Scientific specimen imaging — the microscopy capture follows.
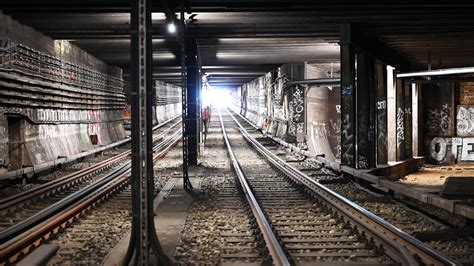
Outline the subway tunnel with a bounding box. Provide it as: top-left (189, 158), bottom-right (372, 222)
top-left (0, 1), bottom-right (473, 265)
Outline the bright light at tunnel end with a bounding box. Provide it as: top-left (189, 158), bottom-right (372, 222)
top-left (202, 88), bottom-right (232, 108)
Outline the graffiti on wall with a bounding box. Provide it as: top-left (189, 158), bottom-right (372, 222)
top-left (404, 107), bottom-right (412, 156)
top-left (377, 100), bottom-right (387, 110)
top-left (457, 105), bottom-right (474, 136)
top-left (358, 105), bottom-right (369, 168)
top-left (342, 113), bottom-right (354, 163)
top-left (426, 104), bottom-right (451, 136)
top-left (0, 107), bottom-right (122, 124)
top-left (310, 122), bottom-right (327, 138)
top-left (376, 100), bottom-right (387, 163)
top-left (329, 118), bottom-right (341, 158)
top-left (288, 85), bottom-right (305, 141)
top-left (0, 119), bottom-right (7, 165)
top-left (430, 137), bottom-right (474, 162)
top-left (340, 85), bottom-right (354, 165)
top-left (396, 107), bottom-right (405, 146)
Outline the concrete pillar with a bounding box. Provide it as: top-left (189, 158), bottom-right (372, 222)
top-left (387, 66), bottom-right (397, 162)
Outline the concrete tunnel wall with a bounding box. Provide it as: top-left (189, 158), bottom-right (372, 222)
top-left (231, 61), bottom-right (474, 166)
top-left (423, 79), bottom-right (474, 164)
top-left (231, 63), bottom-right (342, 162)
top-left (0, 13), bottom-right (126, 173)
top-left (154, 80), bottom-right (182, 125)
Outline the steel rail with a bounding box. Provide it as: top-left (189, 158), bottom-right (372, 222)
top-left (0, 128), bottom-right (181, 243)
top-left (0, 115), bottom-right (181, 181)
top-left (0, 130), bottom-right (182, 264)
top-left (217, 109), bottom-right (290, 266)
top-left (225, 108), bottom-right (456, 266)
top-left (0, 118), bottom-right (181, 213)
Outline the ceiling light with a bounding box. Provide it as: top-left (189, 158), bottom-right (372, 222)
top-left (397, 67), bottom-right (474, 78)
top-left (167, 23), bottom-right (176, 34)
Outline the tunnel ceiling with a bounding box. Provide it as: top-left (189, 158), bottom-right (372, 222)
top-left (2, 0), bottom-right (474, 88)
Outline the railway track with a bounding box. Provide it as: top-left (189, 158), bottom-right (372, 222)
top-left (324, 182), bottom-right (474, 265)
top-left (0, 124), bottom-right (182, 264)
top-left (0, 118), bottom-right (180, 226)
top-left (0, 115), bottom-right (181, 196)
top-left (218, 108), bottom-right (456, 265)
top-left (230, 109), bottom-right (474, 265)
top-left (216, 176), bottom-right (268, 263)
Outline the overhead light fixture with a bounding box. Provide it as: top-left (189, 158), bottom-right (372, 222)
top-left (167, 23), bottom-right (176, 34)
top-left (397, 67), bottom-right (474, 78)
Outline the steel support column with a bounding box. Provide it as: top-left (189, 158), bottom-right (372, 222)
top-left (404, 83), bottom-right (413, 158)
top-left (124, 0), bottom-right (169, 264)
top-left (185, 36), bottom-right (200, 166)
top-left (375, 62), bottom-right (388, 165)
top-left (396, 79), bottom-right (406, 161)
top-left (356, 51), bottom-right (376, 169)
top-left (180, 2), bottom-right (197, 190)
top-left (340, 24), bottom-right (356, 167)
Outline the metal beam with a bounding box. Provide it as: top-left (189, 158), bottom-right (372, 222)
top-left (375, 62), bottom-right (388, 165)
top-left (396, 79), bottom-right (406, 161)
top-left (180, 0), bottom-right (194, 190)
top-left (125, 0), bottom-right (169, 264)
top-left (184, 35), bottom-right (200, 166)
top-left (355, 51), bottom-right (376, 169)
top-left (340, 24), bottom-right (356, 167)
top-left (349, 26), bottom-right (412, 72)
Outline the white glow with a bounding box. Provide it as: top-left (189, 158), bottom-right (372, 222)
top-left (152, 52), bottom-right (176, 60)
top-left (151, 13), bottom-right (166, 20)
top-left (397, 67), bottom-right (474, 78)
top-left (167, 23), bottom-right (176, 34)
top-left (202, 88), bottom-right (232, 108)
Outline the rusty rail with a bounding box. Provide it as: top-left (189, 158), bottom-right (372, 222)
top-left (226, 108), bottom-right (456, 266)
top-left (0, 129), bottom-right (181, 264)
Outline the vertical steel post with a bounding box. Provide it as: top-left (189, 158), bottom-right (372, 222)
top-left (396, 79), bottom-right (406, 161)
top-left (375, 62), bottom-right (388, 165)
top-left (356, 51), bottom-right (376, 169)
top-left (185, 36), bottom-right (200, 166)
top-left (124, 0), bottom-right (170, 264)
top-left (404, 82), bottom-right (413, 158)
top-left (340, 24), bottom-right (356, 167)
top-left (180, 1), bottom-right (193, 190)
